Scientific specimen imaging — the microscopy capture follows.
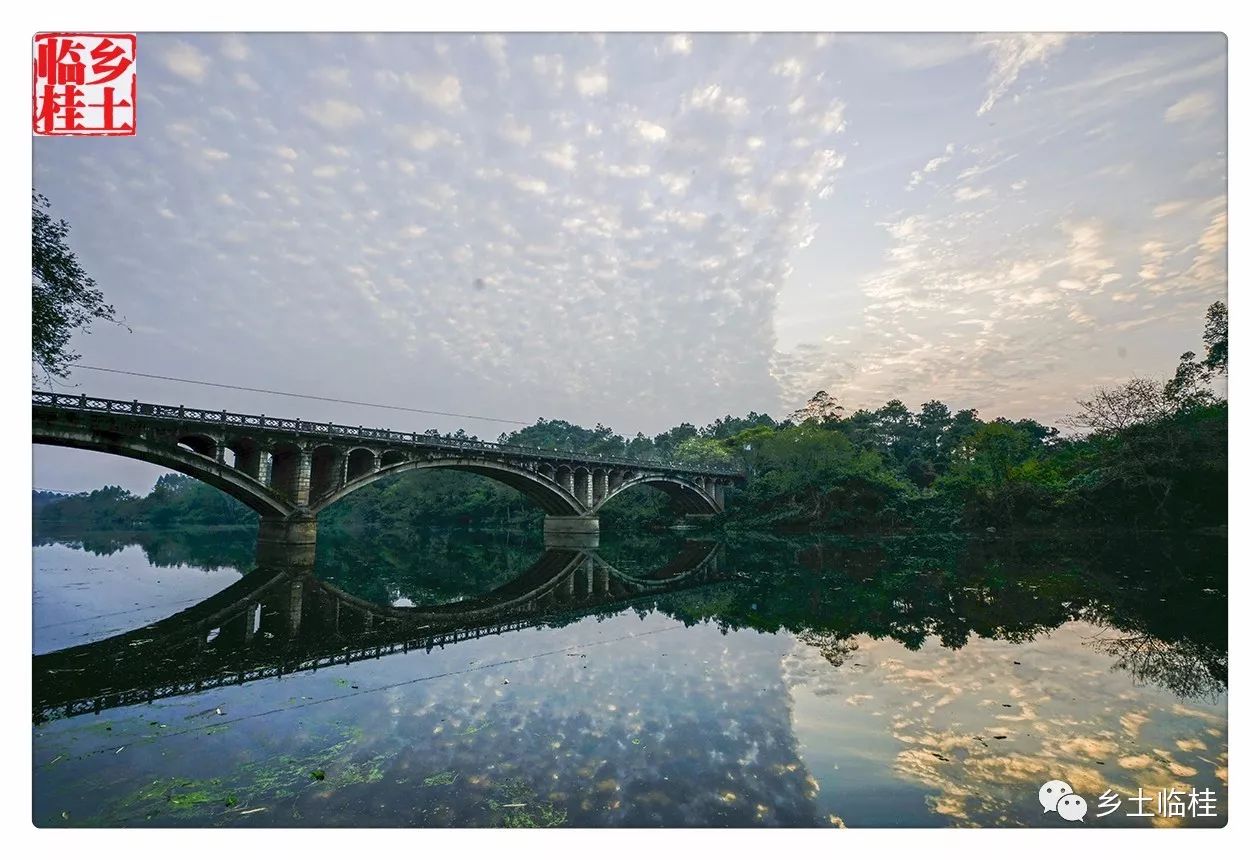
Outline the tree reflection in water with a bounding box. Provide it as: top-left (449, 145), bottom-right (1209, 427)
top-left (1089, 631), bottom-right (1226, 701)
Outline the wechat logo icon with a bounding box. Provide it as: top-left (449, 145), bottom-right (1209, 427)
top-left (1040, 779), bottom-right (1088, 821)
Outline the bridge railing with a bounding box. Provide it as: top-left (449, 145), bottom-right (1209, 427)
top-left (32, 391), bottom-right (744, 477)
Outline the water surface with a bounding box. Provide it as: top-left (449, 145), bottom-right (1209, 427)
top-left (32, 525), bottom-right (1227, 827)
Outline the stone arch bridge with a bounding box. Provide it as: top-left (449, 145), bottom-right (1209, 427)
top-left (33, 391), bottom-right (742, 549)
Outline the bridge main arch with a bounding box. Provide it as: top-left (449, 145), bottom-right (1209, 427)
top-left (309, 457), bottom-right (586, 517)
top-left (34, 425), bottom-right (295, 518)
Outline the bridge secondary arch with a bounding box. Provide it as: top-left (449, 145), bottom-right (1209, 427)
top-left (591, 474), bottom-right (721, 515)
top-left (175, 432), bottom-right (217, 458)
top-left (309, 445), bottom-right (343, 500)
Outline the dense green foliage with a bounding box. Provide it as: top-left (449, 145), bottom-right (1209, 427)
top-left (35, 474), bottom-right (256, 529)
top-left (718, 302), bottom-right (1226, 531)
top-left (35, 304), bottom-right (1226, 534)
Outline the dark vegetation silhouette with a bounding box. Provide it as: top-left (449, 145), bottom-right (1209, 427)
top-left (32, 191), bottom-right (124, 382)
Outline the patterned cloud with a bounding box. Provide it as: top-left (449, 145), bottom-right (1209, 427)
top-left (33, 33), bottom-right (1226, 492)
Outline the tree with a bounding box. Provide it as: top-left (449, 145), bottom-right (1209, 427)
top-left (672, 436), bottom-right (735, 468)
top-left (1164, 351), bottom-right (1216, 409)
top-left (1070, 302), bottom-right (1227, 433)
top-left (1162, 302), bottom-right (1228, 410)
top-left (940, 408), bottom-right (981, 460)
top-left (32, 191), bottom-right (122, 381)
top-left (1066, 378), bottom-right (1175, 434)
top-left (789, 390), bottom-right (844, 425)
top-left (915, 399), bottom-right (953, 466)
top-left (871, 400), bottom-right (915, 460)
top-left (701, 412), bottom-right (777, 440)
top-left (653, 423), bottom-right (698, 453)
top-left (953, 422), bottom-right (1040, 490)
top-left (1203, 300), bottom-right (1227, 374)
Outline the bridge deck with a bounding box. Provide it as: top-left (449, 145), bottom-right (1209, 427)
top-left (33, 391), bottom-right (742, 478)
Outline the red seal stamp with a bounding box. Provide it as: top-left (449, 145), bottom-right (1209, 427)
top-left (33, 33), bottom-right (136, 136)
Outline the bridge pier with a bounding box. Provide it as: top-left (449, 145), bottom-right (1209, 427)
top-left (294, 447), bottom-right (312, 507)
top-left (256, 515), bottom-right (318, 567)
top-left (543, 515), bottom-right (600, 549)
top-left (574, 471), bottom-right (593, 507)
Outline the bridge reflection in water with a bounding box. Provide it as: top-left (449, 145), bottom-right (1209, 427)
top-left (32, 541), bottom-right (726, 724)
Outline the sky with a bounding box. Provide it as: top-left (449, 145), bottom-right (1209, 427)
top-left (33, 32), bottom-right (1227, 494)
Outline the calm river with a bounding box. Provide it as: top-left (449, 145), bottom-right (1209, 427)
top-left (32, 525), bottom-right (1226, 827)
